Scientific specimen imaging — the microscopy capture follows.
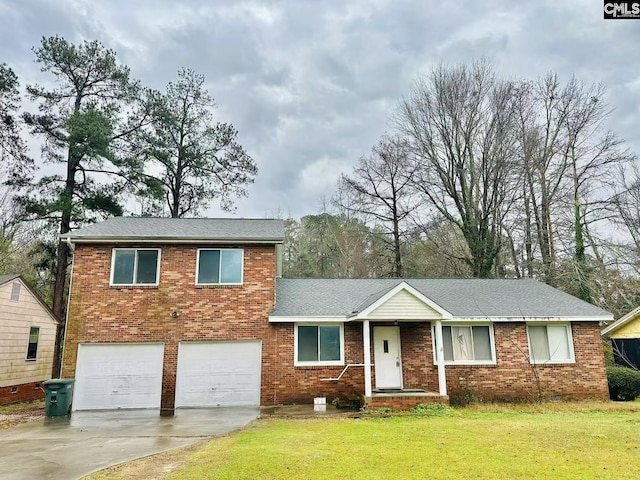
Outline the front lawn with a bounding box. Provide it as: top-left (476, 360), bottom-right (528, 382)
top-left (88, 402), bottom-right (640, 480)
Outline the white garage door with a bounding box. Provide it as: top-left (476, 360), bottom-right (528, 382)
top-left (175, 341), bottom-right (261, 408)
top-left (73, 343), bottom-right (164, 411)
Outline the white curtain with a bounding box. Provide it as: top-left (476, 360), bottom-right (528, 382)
top-left (452, 327), bottom-right (473, 361)
top-left (547, 325), bottom-right (571, 361)
top-left (529, 326), bottom-right (550, 362)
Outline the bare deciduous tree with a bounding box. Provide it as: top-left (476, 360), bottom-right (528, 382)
top-left (562, 81), bottom-right (634, 302)
top-left (513, 75), bottom-right (578, 286)
top-left (397, 60), bottom-right (520, 277)
top-left (336, 135), bottom-right (419, 277)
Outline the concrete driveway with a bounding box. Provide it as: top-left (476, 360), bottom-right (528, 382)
top-left (1, 407), bottom-right (259, 480)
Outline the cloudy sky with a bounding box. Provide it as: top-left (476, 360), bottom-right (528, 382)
top-left (1, 0), bottom-right (638, 219)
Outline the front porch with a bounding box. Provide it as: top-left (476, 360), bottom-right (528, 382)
top-left (353, 283), bottom-right (451, 406)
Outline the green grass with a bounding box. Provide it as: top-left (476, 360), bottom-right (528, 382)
top-left (94, 402), bottom-right (640, 480)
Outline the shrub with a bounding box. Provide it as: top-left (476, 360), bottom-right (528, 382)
top-left (607, 366), bottom-right (640, 401)
top-left (367, 406), bottom-right (393, 414)
top-left (411, 403), bottom-right (455, 416)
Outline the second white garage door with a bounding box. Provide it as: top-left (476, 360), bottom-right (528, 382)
top-left (175, 341), bottom-right (262, 408)
top-left (73, 343), bottom-right (164, 411)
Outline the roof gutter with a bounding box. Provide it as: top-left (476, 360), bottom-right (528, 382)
top-left (59, 236), bottom-right (284, 244)
top-left (269, 314), bottom-right (613, 323)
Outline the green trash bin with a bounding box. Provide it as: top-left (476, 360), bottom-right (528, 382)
top-left (44, 379), bottom-right (75, 416)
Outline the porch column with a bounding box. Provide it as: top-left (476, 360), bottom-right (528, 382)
top-left (434, 319), bottom-right (447, 396)
top-left (363, 320), bottom-right (372, 397)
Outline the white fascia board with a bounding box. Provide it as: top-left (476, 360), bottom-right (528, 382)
top-left (356, 281), bottom-right (453, 320)
top-left (60, 236), bottom-right (284, 245)
top-left (602, 306), bottom-right (640, 336)
top-left (269, 315), bottom-right (348, 323)
top-left (483, 316), bottom-right (613, 323)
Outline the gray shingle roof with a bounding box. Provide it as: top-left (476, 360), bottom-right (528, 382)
top-left (61, 217), bottom-right (285, 243)
top-left (272, 278), bottom-right (612, 319)
top-left (0, 274), bottom-right (20, 286)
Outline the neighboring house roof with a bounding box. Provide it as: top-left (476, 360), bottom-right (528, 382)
top-left (271, 278), bottom-right (613, 320)
top-left (602, 306), bottom-right (640, 336)
top-left (0, 274), bottom-right (20, 285)
top-left (60, 217), bottom-right (285, 243)
top-left (0, 274), bottom-right (59, 324)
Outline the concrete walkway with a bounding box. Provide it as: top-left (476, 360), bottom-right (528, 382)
top-left (1, 407), bottom-right (259, 480)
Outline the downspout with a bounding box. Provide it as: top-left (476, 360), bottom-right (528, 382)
top-left (59, 237), bottom-right (75, 378)
top-left (434, 319), bottom-right (447, 396)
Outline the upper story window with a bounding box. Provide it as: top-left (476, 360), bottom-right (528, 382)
top-left (527, 323), bottom-right (575, 364)
top-left (433, 324), bottom-right (496, 365)
top-left (26, 327), bottom-right (39, 360)
top-left (196, 249), bottom-right (244, 285)
top-left (110, 248), bottom-right (160, 286)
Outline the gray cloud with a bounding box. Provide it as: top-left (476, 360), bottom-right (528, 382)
top-left (1, 0), bottom-right (638, 218)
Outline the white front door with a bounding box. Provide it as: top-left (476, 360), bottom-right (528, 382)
top-left (373, 326), bottom-right (402, 389)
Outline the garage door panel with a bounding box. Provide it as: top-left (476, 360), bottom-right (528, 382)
top-left (175, 341), bottom-right (261, 408)
top-left (74, 343), bottom-right (164, 411)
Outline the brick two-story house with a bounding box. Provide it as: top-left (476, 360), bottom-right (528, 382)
top-left (61, 217), bottom-right (611, 412)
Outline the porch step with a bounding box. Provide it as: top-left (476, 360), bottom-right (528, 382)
top-left (365, 392), bottom-right (449, 410)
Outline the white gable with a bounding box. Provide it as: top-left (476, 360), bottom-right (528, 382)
top-left (363, 285), bottom-right (449, 320)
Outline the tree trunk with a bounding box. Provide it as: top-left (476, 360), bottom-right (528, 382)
top-left (51, 241), bottom-right (69, 378)
top-left (51, 100), bottom-right (80, 377)
top-left (539, 198), bottom-right (556, 287)
top-left (572, 147), bottom-right (592, 303)
top-left (392, 207), bottom-right (403, 278)
top-left (51, 171), bottom-right (75, 378)
top-left (523, 185), bottom-right (534, 278)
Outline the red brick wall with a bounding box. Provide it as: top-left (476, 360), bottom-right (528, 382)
top-left (438, 322), bottom-right (610, 403)
top-left (267, 323), bottom-right (365, 405)
top-left (0, 381), bottom-right (45, 405)
top-left (268, 321), bottom-right (609, 405)
top-left (399, 324), bottom-right (432, 389)
top-left (61, 243), bottom-right (277, 411)
top-left (63, 245), bottom-right (609, 408)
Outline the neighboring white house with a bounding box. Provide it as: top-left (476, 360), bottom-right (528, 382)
top-left (0, 275), bottom-right (59, 405)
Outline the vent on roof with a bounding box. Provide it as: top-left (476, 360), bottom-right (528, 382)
top-left (10, 282), bottom-right (20, 302)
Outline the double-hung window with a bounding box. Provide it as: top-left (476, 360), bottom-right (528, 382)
top-left (26, 327), bottom-right (39, 360)
top-left (527, 324), bottom-right (574, 364)
top-left (434, 324), bottom-right (495, 364)
top-left (111, 249), bottom-right (160, 286)
top-left (196, 249), bottom-right (243, 285)
top-left (295, 324), bottom-right (344, 366)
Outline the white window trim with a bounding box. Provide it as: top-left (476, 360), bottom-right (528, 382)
top-left (526, 322), bottom-right (576, 365)
top-left (195, 248), bottom-right (244, 286)
top-left (110, 248), bottom-right (161, 286)
top-left (432, 322), bottom-right (497, 366)
top-left (294, 323), bottom-right (345, 367)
